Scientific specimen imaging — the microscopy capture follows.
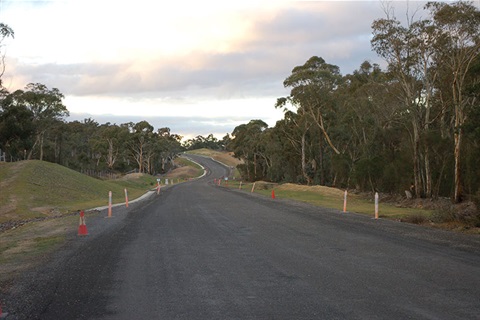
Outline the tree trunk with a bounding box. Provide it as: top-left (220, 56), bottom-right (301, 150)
top-left (453, 123), bottom-right (463, 203)
top-left (319, 137), bottom-right (325, 185)
top-left (254, 154), bottom-right (257, 180)
top-left (39, 132), bottom-right (44, 161)
top-left (452, 75), bottom-right (466, 203)
top-left (412, 120), bottom-right (421, 198)
top-left (424, 148), bottom-right (432, 198)
top-left (301, 133), bottom-right (310, 185)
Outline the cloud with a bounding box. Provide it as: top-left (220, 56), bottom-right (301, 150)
top-left (3, 0), bottom-right (440, 139)
top-left (3, 1), bottom-right (384, 96)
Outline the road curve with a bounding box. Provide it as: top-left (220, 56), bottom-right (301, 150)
top-left (4, 155), bottom-right (480, 319)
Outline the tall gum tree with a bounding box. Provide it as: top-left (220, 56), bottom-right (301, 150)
top-left (426, 1), bottom-right (480, 203)
top-left (371, 6), bottom-right (441, 198)
top-left (10, 83), bottom-right (69, 160)
top-left (282, 56), bottom-right (342, 156)
top-left (0, 23), bottom-right (14, 85)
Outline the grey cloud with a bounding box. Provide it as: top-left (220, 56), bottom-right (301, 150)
top-left (10, 2), bottom-right (418, 100)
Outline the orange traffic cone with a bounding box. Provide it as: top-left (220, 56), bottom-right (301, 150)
top-left (272, 189), bottom-right (276, 199)
top-left (78, 210), bottom-right (88, 236)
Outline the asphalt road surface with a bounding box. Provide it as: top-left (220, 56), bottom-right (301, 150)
top-left (4, 155), bottom-right (480, 319)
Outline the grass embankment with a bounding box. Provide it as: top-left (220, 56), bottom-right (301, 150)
top-left (186, 148), bottom-right (243, 179)
top-left (184, 149), bottom-right (431, 220)
top-left (0, 160), bottom-right (157, 223)
top-left (0, 158), bottom-right (203, 290)
top-left (224, 180), bottom-right (432, 220)
top-left (162, 156), bottom-right (204, 180)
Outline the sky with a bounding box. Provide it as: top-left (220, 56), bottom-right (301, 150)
top-left (0, 0), bottom-right (468, 140)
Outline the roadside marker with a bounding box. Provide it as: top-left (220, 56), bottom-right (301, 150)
top-left (108, 191), bottom-right (112, 218)
top-left (251, 182), bottom-right (256, 193)
top-left (343, 190), bottom-right (347, 212)
top-left (374, 192), bottom-right (379, 219)
top-left (78, 210), bottom-right (88, 236)
top-left (124, 188), bottom-right (129, 208)
top-left (239, 181), bottom-right (242, 189)
top-left (271, 189), bottom-right (275, 199)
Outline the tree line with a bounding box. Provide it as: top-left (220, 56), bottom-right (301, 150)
top-left (0, 84), bottom-right (184, 174)
top-left (228, 1), bottom-right (480, 203)
top-left (0, 78), bottom-right (230, 175)
top-left (1, 1), bottom-right (478, 203)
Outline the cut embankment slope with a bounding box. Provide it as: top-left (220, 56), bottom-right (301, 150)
top-left (0, 160), bottom-right (156, 223)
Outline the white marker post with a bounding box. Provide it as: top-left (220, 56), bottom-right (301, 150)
top-left (343, 190), bottom-right (347, 213)
top-left (374, 192), bottom-right (379, 219)
top-left (108, 191), bottom-right (112, 218)
top-left (239, 181), bottom-right (243, 190)
top-left (251, 182), bottom-right (256, 193)
top-left (124, 188), bottom-right (129, 208)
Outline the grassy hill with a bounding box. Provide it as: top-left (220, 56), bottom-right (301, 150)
top-left (186, 148), bottom-right (243, 167)
top-left (0, 158), bottom-right (204, 288)
top-left (186, 148), bottom-right (243, 179)
top-left (0, 160), bottom-right (158, 223)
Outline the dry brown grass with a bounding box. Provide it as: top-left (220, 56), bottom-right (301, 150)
top-left (0, 214), bottom-right (80, 292)
top-left (164, 165), bottom-right (200, 179)
top-left (187, 149), bottom-right (243, 167)
top-left (120, 173), bottom-right (145, 180)
top-left (277, 183), bottom-right (345, 197)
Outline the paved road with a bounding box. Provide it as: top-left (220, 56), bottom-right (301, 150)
top-left (5, 155), bottom-right (480, 319)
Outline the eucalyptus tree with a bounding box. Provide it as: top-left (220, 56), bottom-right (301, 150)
top-left (426, 1), bottom-right (480, 202)
top-left (183, 134), bottom-right (221, 150)
top-left (0, 92), bottom-right (34, 160)
top-left (229, 120), bottom-right (268, 181)
top-left (130, 121), bottom-right (154, 173)
top-left (0, 23), bottom-right (14, 85)
top-left (336, 61), bottom-right (392, 190)
top-left (14, 83), bottom-right (69, 160)
top-left (275, 100), bottom-right (313, 184)
top-left (282, 56), bottom-right (342, 156)
top-left (154, 127), bottom-right (183, 173)
top-left (95, 123), bottom-right (130, 170)
top-left (456, 46), bottom-right (480, 198)
top-left (371, 7), bottom-right (439, 198)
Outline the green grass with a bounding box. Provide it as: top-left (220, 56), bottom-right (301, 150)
top-left (226, 180), bottom-right (433, 220)
top-left (168, 157), bottom-right (204, 179)
top-left (33, 235), bottom-right (65, 253)
top-left (186, 149), bottom-right (243, 179)
top-left (0, 160), bottom-right (158, 223)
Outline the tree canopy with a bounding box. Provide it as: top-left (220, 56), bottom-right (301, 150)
top-left (228, 1), bottom-right (480, 203)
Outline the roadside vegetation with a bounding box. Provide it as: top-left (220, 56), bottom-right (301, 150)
top-left (0, 156), bottom-right (203, 291)
top-left (1, 0), bottom-right (479, 293)
top-left (1, 148), bottom-right (479, 294)
top-left (186, 148), bottom-right (243, 179)
top-left (196, 149), bottom-right (479, 234)
top-left (0, 160), bottom-right (158, 224)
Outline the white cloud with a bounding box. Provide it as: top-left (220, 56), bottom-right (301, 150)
top-left (2, 0), bottom-right (439, 138)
